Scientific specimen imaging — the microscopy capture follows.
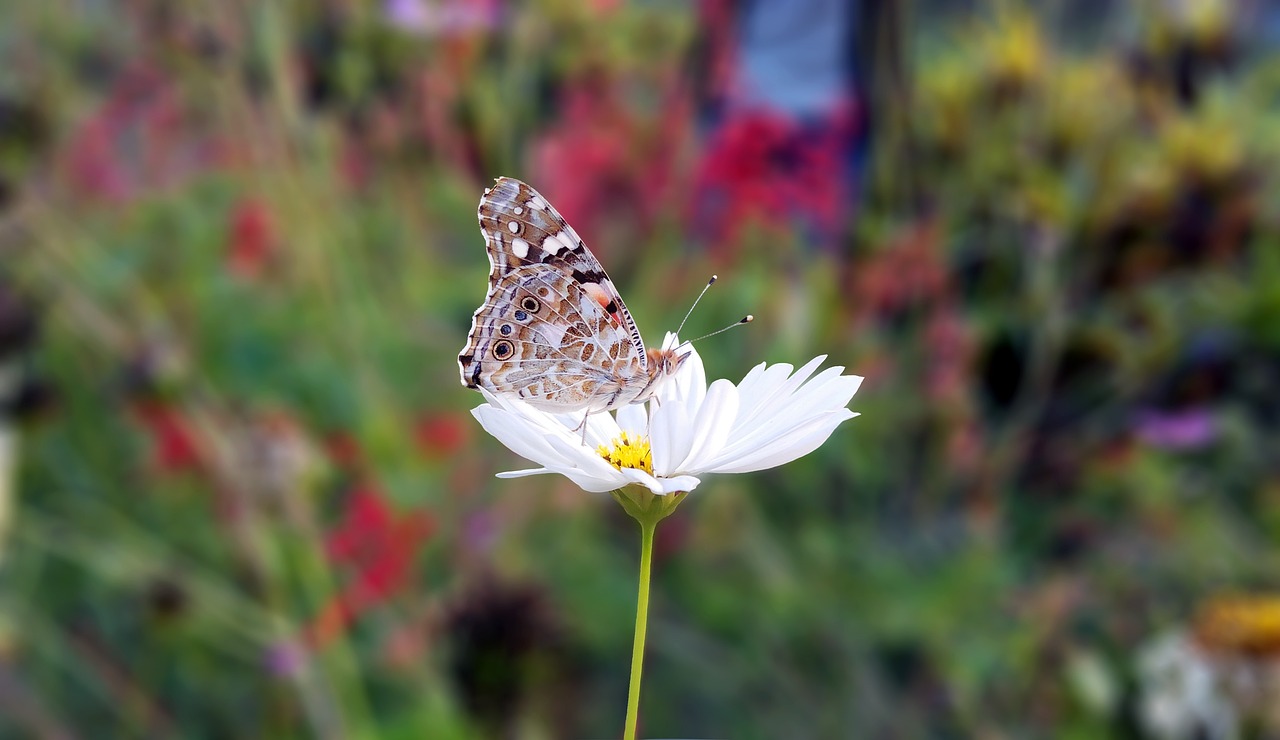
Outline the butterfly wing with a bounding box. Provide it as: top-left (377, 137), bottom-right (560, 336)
top-left (459, 178), bottom-right (652, 410)
top-left (472, 177), bottom-right (647, 364)
top-left (460, 263), bottom-right (645, 412)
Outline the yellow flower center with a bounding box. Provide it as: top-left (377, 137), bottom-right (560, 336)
top-left (598, 432), bottom-right (653, 475)
top-left (1194, 594), bottom-right (1280, 657)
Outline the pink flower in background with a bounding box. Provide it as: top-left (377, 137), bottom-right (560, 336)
top-left (63, 116), bottom-right (131, 201)
top-left (1135, 408), bottom-right (1219, 451)
top-left (263, 639), bottom-right (308, 678)
top-left (924, 305), bottom-right (975, 403)
top-left (383, 0), bottom-right (500, 35)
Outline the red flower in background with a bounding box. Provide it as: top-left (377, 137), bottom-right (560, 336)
top-left (689, 101), bottom-right (858, 254)
top-left (61, 60), bottom-right (230, 202)
top-left (852, 216), bottom-right (948, 325)
top-left (530, 73), bottom-right (687, 252)
top-left (697, 0), bottom-right (740, 106)
top-left (309, 485), bottom-right (435, 647)
top-left (923, 303), bottom-right (976, 403)
top-left (415, 411), bottom-right (469, 459)
top-left (131, 400), bottom-right (203, 474)
top-left (226, 198), bottom-right (276, 279)
top-left (323, 431), bottom-right (365, 472)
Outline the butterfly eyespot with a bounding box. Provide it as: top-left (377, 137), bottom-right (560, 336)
top-left (537, 286), bottom-right (550, 298)
top-left (492, 340), bottom-right (514, 360)
top-left (521, 296), bottom-right (540, 313)
top-left (499, 324), bottom-right (513, 336)
top-left (514, 309), bottom-right (529, 321)
top-left (507, 221), bottom-right (521, 234)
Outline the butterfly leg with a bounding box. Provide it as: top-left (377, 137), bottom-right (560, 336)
top-left (572, 412), bottom-right (593, 447)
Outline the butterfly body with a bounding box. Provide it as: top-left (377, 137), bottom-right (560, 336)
top-left (459, 177), bottom-right (687, 414)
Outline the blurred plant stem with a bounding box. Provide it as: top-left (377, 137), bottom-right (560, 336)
top-left (975, 226), bottom-right (1069, 528)
top-left (0, 421), bottom-right (12, 565)
top-left (857, 0), bottom-right (924, 215)
top-left (267, 512), bottom-right (375, 740)
top-left (612, 487), bottom-right (686, 740)
top-left (0, 355), bottom-right (19, 564)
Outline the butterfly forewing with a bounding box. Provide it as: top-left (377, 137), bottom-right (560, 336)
top-left (475, 178), bottom-right (646, 361)
top-left (459, 177), bottom-right (659, 413)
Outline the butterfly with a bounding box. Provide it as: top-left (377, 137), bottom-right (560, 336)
top-left (458, 177), bottom-right (689, 417)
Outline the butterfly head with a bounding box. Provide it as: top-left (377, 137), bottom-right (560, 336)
top-left (646, 346), bottom-right (691, 385)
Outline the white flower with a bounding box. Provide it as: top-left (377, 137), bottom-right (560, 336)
top-left (470, 335), bottom-right (862, 494)
top-left (1136, 631), bottom-right (1238, 740)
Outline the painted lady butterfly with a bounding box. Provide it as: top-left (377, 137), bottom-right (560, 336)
top-left (459, 177), bottom-right (689, 414)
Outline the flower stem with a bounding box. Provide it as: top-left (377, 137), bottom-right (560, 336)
top-left (624, 516), bottom-right (657, 740)
top-left (610, 487), bottom-right (685, 739)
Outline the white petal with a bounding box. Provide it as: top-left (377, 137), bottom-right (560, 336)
top-left (483, 392), bottom-right (573, 438)
top-left (660, 339), bottom-right (706, 411)
top-left (544, 409), bottom-right (619, 449)
top-left (736, 360), bottom-right (770, 389)
top-left (473, 395), bottom-right (641, 493)
top-left (496, 463), bottom-right (621, 493)
top-left (473, 405), bottom-right (568, 466)
top-left (734, 355), bottom-right (828, 433)
top-left (545, 434), bottom-right (628, 480)
top-left (615, 403), bottom-right (648, 436)
top-left (495, 467), bottom-right (555, 479)
top-left (732, 362), bottom-right (798, 429)
top-left (673, 378), bottom-right (739, 473)
top-left (711, 404), bottom-right (847, 469)
top-left (650, 390), bottom-right (694, 476)
top-left (707, 409), bottom-right (857, 474)
top-left (566, 472), bottom-right (635, 492)
top-left (472, 350), bottom-right (860, 494)
top-left (655, 474), bottom-right (702, 494)
top-left (735, 361), bottom-right (791, 404)
top-left (754, 368), bottom-right (860, 431)
top-left (619, 466), bottom-right (702, 495)
top-left (701, 357), bottom-right (861, 473)
top-left (553, 467), bottom-right (631, 492)
top-left (582, 410), bottom-right (623, 447)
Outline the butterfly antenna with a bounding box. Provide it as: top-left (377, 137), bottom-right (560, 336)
top-left (676, 315), bottom-right (754, 351)
top-left (675, 275), bottom-right (718, 338)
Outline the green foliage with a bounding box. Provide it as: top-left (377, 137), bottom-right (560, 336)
top-left (2, 1), bottom-right (1280, 737)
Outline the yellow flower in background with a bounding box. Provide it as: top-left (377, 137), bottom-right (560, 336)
top-left (1194, 594), bottom-right (1280, 657)
top-left (983, 10), bottom-right (1048, 92)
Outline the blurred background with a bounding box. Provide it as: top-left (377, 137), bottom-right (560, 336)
top-left (3, 0), bottom-right (1280, 737)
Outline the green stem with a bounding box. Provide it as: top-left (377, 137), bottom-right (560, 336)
top-left (611, 487), bottom-right (685, 739)
top-left (624, 517), bottom-right (657, 740)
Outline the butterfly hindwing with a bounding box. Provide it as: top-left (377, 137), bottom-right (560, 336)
top-left (460, 260), bottom-right (645, 412)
